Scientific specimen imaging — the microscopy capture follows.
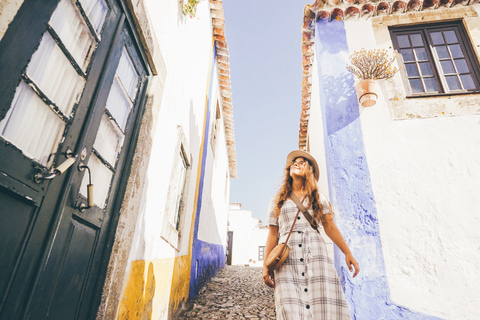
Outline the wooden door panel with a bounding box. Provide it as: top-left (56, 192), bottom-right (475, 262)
top-left (46, 219), bottom-right (99, 320)
top-left (0, 189), bottom-right (39, 301)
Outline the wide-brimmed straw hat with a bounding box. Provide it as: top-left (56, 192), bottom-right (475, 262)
top-left (286, 150), bottom-right (320, 181)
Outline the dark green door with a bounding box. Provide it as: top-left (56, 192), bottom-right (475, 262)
top-left (0, 0), bottom-right (148, 318)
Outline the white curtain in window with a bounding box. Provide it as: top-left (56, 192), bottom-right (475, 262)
top-left (27, 32), bottom-right (85, 116)
top-left (117, 47), bottom-right (139, 100)
top-left (93, 115), bottom-right (124, 166)
top-left (50, 0), bottom-right (96, 71)
top-left (0, 82), bottom-right (65, 166)
top-left (80, 153), bottom-right (113, 208)
top-left (79, 0), bottom-right (108, 33)
top-left (105, 79), bottom-right (130, 130)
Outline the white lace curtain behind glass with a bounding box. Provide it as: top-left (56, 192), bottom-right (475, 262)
top-left (0, 0), bottom-right (107, 167)
top-left (80, 47), bottom-right (139, 208)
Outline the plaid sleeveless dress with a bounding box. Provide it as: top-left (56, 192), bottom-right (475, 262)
top-left (267, 194), bottom-right (351, 320)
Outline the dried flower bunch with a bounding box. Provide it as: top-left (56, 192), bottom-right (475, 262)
top-left (346, 49), bottom-right (400, 80)
top-left (182, 0), bottom-right (200, 17)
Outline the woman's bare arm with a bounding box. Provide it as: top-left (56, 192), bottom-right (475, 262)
top-left (322, 214), bottom-right (360, 277)
top-left (263, 225), bottom-right (279, 287)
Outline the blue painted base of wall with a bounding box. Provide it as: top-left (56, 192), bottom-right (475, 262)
top-left (315, 18), bottom-right (444, 320)
top-left (190, 240), bottom-right (225, 298)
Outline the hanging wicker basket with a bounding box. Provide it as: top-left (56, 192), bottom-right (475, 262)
top-left (354, 79), bottom-right (379, 107)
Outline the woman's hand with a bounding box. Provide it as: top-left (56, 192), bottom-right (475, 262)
top-left (345, 253), bottom-right (359, 278)
top-left (263, 266), bottom-right (275, 288)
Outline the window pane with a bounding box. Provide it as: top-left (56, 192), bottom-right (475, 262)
top-left (80, 153), bottom-right (113, 208)
top-left (27, 33), bottom-right (85, 117)
top-left (430, 32), bottom-right (444, 45)
top-left (444, 30), bottom-right (458, 44)
top-left (49, 0), bottom-right (96, 71)
top-left (446, 76), bottom-right (461, 90)
top-left (435, 46), bottom-right (449, 59)
top-left (117, 47), bottom-right (139, 100)
top-left (419, 62), bottom-right (433, 76)
top-left (79, 0), bottom-right (108, 33)
top-left (0, 82), bottom-right (65, 167)
top-left (401, 49), bottom-right (414, 62)
top-left (105, 79), bottom-right (131, 131)
top-left (410, 33), bottom-right (423, 47)
top-left (409, 78), bottom-right (424, 93)
top-left (405, 63), bottom-right (419, 77)
top-left (454, 59), bottom-right (469, 73)
top-left (397, 35), bottom-right (410, 48)
top-left (449, 44), bottom-right (464, 59)
top-left (460, 74), bottom-right (475, 89)
top-left (423, 78), bottom-right (438, 92)
top-left (414, 47), bottom-right (428, 61)
top-left (93, 115), bottom-right (124, 166)
top-left (440, 60), bottom-right (455, 74)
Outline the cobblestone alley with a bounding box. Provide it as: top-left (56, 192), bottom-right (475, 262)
top-left (178, 266), bottom-right (276, 319)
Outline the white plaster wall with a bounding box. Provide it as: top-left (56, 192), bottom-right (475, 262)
top-left (343, 16), bottom-right (480, 320)
top-left (228, 206), bottom-right (269, 266)
top-left (126, 0), bottom-right (219, 262)
top-left (307, 57), bottom-right (338, 261)
top-left (197, 69), bottom-right (231, 247)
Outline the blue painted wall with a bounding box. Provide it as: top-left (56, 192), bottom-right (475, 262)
top-left (314, 18), bottom-right (444, 320)
top-left (189, 43), bottom-right (226, 299)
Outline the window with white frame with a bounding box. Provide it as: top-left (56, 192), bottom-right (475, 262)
top-left (390, 21), bottom-right (480, 96)
top-left (258, 246), bottom-right (265, 261)
top-left (161, 126), bottom-right (191, 249)
top-left (210, 101), bottom-right (221, 157)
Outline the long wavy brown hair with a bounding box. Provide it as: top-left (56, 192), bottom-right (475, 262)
top-left (272, 158), bottom-right (328, 223)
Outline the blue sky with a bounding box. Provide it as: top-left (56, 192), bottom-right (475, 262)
top-left (223, 1), bottom-right (307, 223)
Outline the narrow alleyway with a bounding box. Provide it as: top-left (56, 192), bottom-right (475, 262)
top-left (178, 266), bottom-right (276, 319)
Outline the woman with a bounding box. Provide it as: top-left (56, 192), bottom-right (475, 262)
top-left (263, 150), bottom-right (359, 319)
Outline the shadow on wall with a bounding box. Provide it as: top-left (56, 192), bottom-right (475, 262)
top-left (167, 99), bottom-right (203, 317)
top-left (117, 261), bottom-right (155, 320)
top-left (322, 73), bottom-right (357, 136)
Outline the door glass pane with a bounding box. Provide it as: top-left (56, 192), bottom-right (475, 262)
top-left (435, 46), bottom-right (449, 59)
top-left (410, 33), bottom-right (423, 47)
top-left (423, 78), bottom-right (438, 93)
top-left (0, 82), bottom-right (65, 166)
top-left (27, 32), bottom-right (85, 116)
top-left (397, 35), bottom-right (410, 48)
top-left (454, 59), bottom-right (469, 73)
top-left (49, 0), bottom-right (96, 71)
top-left (117, 47), bottom-right (139, 100)
top-left (460, 74), bottom-right (475, 89)
top-left (443, 30), bottom-right (457, 44)
top-left (401, 49), bottom-right (414, 62)
top-left (405, 64), bottom-right (419, 77)
top-left (414, 47), bottom-right (428, 61)
top-left (79, 0), bottom-right (108, 33)
top-left (446, 76), bottom-right (461, 90)
top-left (449, 44), bottom-right (464, 59)
top-left (93, 115), bottom-right (124, 166)
top-left (430, 32), bottom-right (444, 45)
top-left (105, 80), bottom-right (131, 130)
top-left (440, 60), bottom-right (455, 74)
top-left (79, 153), bottom-right (113, 208)
top-left (419, 62), bottom-right (433, 76)
top-left (409, 78), bottom-right (424, 93)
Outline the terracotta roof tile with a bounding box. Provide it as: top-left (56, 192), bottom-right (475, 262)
top-left (210, 0), bottom-right (237, 178)
top-left (298, 0), bottom-right (478, 150)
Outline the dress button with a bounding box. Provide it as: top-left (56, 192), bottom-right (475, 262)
top-left (298, 231), bottom-right (301, 234)
top-left (300, 258), bottom-right (304, 262)
top-left (297, 216), bottom-right (300, 220)
top-left (306, 305), bottom-right (310, 309)
top-left (299, 244), bottom-right (302, 247)
top-left (304, 288), bottom-right (308, 292)
top-left (302, 272), bottom-right (305, 276)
